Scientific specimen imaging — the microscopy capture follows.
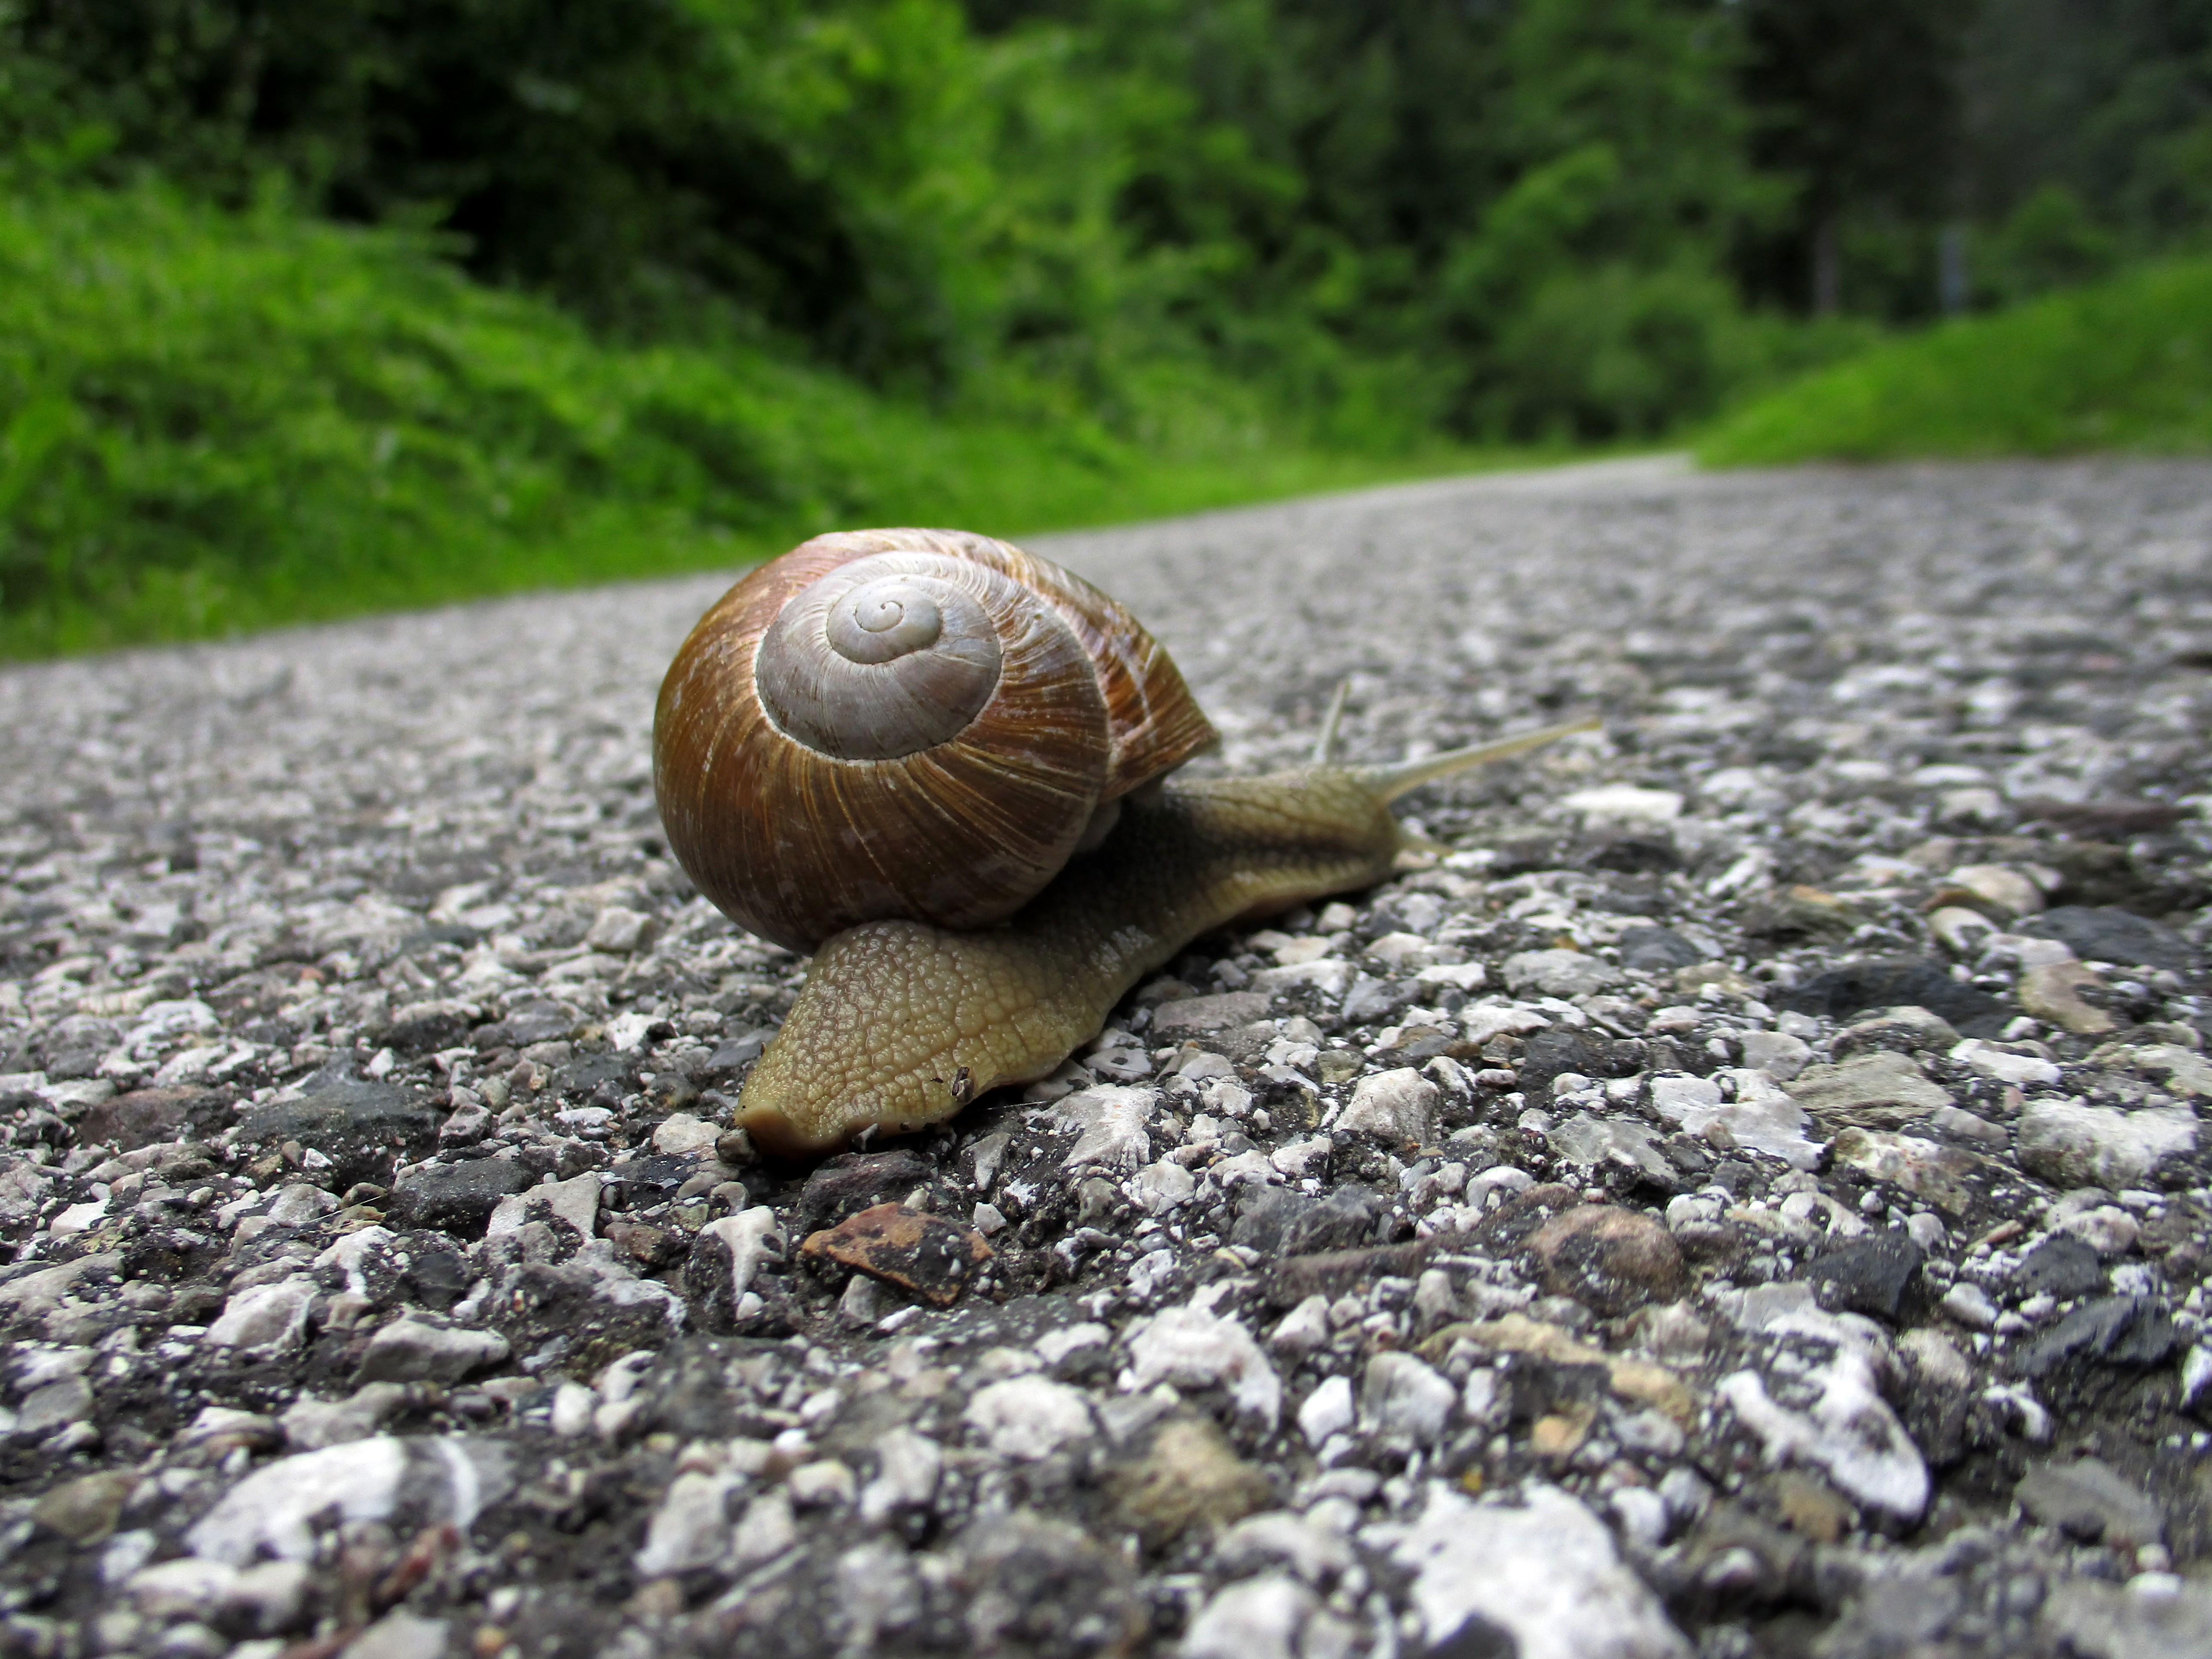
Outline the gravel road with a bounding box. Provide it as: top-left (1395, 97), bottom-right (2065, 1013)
top-left (3, 456), bottom-right (2211, 1659)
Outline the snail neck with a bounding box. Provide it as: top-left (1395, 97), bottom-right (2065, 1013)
top-left (736, 766), bottom-right (1400, 1155)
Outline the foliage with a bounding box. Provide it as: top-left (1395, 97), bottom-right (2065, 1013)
top-left (1699, 258), bottom-right (2212, 463)
top-left (0, 185), bottom-right (1496, 658)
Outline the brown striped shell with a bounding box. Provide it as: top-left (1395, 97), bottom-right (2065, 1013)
top-left (653, 528), bottom-right (1218, 953)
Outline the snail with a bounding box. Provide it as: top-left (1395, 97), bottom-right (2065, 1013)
top-left (654, 527), bottom-right (1594, 1157)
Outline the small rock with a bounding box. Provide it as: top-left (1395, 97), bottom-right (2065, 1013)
top-left (186, 1436), bottom-right (510, 1564)
top-left (1943, 863), bottom-right (2045, 919)
top-left (1525, 1204), bottom-right (1688, 1317)
top-left (1109, 1416), bottom-right (1272, 1546)
top-left (341, 1609), bottom-right (448, 1659)
top-left (788, 1459), bottom-right (856, 1508)
top-left (2021, 906), bottom-right (2194, 972)
top-left (799, 1203), bottom-right (993, 1307)
top-left (1781, 960), bottom-right (2004, 1032)
top-left (1563, 784), bottom-right (1683, 823)
top-left (635, 1468), bottom-right (742, 1576)
top-left (684, 1208), bottom-right (783, 1330)
top-left (2010, 1295), bottom-right (2181, 1380)
top-left (1389, 1483), bottom-right (1690, 1659)
top-left (238, 1079), bottom-right (441, 1190)
top-left (1805, 1229), bottom-right (1924, 1322)
top-left (1942, 1282), bottom-right (1999, 1330)
top-left (1132, 1159), bottom-right (1197, 1215)
top-left (1829, 1127), bottom-right (1984, 1215)
top-left (1056, 1085), bottom-right (1159, 1172)
top-left (794, 1149), bottom-right (937, 1234)
top-left (77, 1086), bottom-right (210, 1153)
top-left (1547, 1113), bottom-right (1676, 1185)
top-left (1649, 1071), bottom-right (1823, 1169)
top-left (1153, 992), bottom-right (1272, 1038)
top-left (1298, 1376), bottom-right (1355, 1446)
top-left (205, 1275), bottom-right (318, 1354)
top-left (1180, 1573), bottom-right (1314, 1659)
top-left (1503, 949), bottom-right (1624, 999)
top-left (650, 1112), bottom-right (720, 1156)
top-left (1951, 1038), bottom-right (2062, 1087)
top-left (2013, 1233), bottom-right (2106, 1300)
top-left (1718, 1309), bottom-right (1928, 1522)
top-left (1740, 1030), bottom-right (1811, 1081)
top-left (963, 1375), bottom-right (1094, 1460)
top-left (281, 1382), bottom-right (407, 1450)
top-left (1771, 1469), bottom-right (1856, 1543)
top-left (1618, 926), bottom-right (1703, 973)
top-left (1787, 1050), bottom-right (1955, 1124)
top-left (1358, 1351), bottom-right (1456, 1446)
top-left (2016, 1100), bottom-right (2197, 1189)
top-left (2016, 1457), bottom-right (2165, 1548)
top-left (1336, 1067), bottom-right (1438, 1143)
top-left (2037, 1577), bottom-right (2212, 1659)
top-left (387, 1158), bottom-right (536, 1236)
top-left (583, 906), bottom-right (653, 954)
top-left (2105, 1042), bottom-right (2212, 1099)
top-left (860, 1425), bottom-right (942, 1524)
top-left (32, 1471), bottom-right (135, 1544)
top-left (1123, 1291), bottom-right (1282, 1427)
top-left (2019, 962), bottom-right (2119, 1037)
top-left (356, 1318), bottom-right (509, 1383)
top-left (2057, 1204), bottom-right (2139, 1258)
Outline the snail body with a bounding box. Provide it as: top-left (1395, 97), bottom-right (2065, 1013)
top-left (653, 528), bottom-right (1593, 1158)
top-left (735, 727), bottom-right (1591, 1156)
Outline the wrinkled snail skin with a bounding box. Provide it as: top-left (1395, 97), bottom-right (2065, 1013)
top-left (736, 721), bottom-right (1595, 1157)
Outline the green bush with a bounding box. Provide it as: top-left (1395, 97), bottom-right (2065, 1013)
top-left (1700, 258), bottom-right (2212, 464)
top-left (0, 185), bottom-right (1491, 656)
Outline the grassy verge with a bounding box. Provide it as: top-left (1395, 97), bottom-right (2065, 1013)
top-left (0, 187), bottom-right (1522, 660)
top-left (1699, 259), bottom-right (2212, 465)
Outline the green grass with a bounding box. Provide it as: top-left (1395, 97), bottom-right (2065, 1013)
top-left (1700, 258), bottom-right (2212, 465)
top-left (0, 186), bottom-right (1520, 660)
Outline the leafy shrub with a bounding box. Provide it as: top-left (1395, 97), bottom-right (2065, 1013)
top-left (1701, 258), bottom-right (2212, 463)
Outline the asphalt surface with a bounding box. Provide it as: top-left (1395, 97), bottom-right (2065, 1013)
top-left (2, 456), bottom-right (2210, 1659)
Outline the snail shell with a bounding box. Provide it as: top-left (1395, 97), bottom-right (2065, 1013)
top-left (654, 528), bottom-right (1217, 953)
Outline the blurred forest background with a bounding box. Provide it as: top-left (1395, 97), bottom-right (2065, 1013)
top-left (5, 0), bottom-right (2212, 653)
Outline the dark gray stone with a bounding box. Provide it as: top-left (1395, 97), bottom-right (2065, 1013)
top-left (2013, 1234), bottom-right (2106, 1301)
top-left (2011, 1295), bottom-right (2181, 1380)
top-left (1806, 1230), bottom-right (1923, 1322)
top-left (238, 1077), bottom-right (441, 1188)
top-left (2019, 906), bottom-right (2194, 971)
top-left (1231, 1187), bottom-right (1318, 1255)
top-left (387, 1156), bottom-right (536, 1236)
top-left (1618, 926), bottom-right (1702, 972)
top-left (1778, 957), bottom-right (2009, 1037)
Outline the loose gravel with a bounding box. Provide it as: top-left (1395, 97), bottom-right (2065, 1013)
top-left (3, 455), bottom-right (2212, 1659)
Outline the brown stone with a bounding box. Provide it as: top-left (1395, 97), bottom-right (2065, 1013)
top-left (1524, 1204), bottom-right (1688, 1316)
top-left (77, 1087), bottom-right (213, 1152)
top-left (1771, 1471), bottom-right (1855, 1543)
top-left (1106, 1416), bottom-right (1272, 1546)
top-left (798, 1203), bottom-right (991, 1307)
top-left (1262, 1234), bottom-right (1449, 1309)
top-left (2018, 962), bottom-right (2118, 1037)
top-left (1529, 1406), bottom-right (1595, 1458)
top-left (32, 1471), bottom-right (136, 1544)
top-left (603, 1220), bottom-right (675, 1269)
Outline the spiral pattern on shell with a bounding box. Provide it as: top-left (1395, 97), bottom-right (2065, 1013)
top-left (654, 528), bottom-right (1218, 953)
